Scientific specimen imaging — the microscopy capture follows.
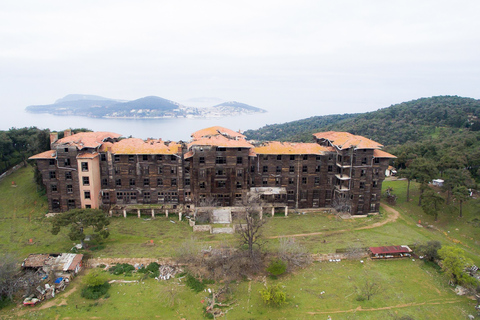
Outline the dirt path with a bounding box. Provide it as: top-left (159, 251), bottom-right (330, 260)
top-left (268, 203), bottom-right (400, 239)
top-left (306, 298), bottom-right (463, 315)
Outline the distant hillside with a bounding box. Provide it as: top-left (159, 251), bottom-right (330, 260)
top-left (26, 95), bottom-right (267, 119)
top-left (244, 96), bottom-right (480, 146)
top-left (212, 101), bottom-right (267, 113)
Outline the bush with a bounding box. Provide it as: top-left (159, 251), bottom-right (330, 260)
top-left (108, 263), bottom-right (135, 275)
top-left (81, 282), bottom-right (110, 300)
top-left (266, 259), bottom-right (287, 279)
top-left (259, 284), bottom-right (286, 306)
top-left (83, 269), bottom-right (107, 287)
top-left (146, 262), bottom-right (160, 278)
top-left (185, 273), bottom-right (214, 293)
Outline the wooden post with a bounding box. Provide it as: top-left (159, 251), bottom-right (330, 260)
top-left (285, 206), bottom-right (288, 216)
top-left (137, 209), bottom-right (141, 218)
top-left (179, 211), bottom-right (182, 221)
top-left (259, 207), bottom-right (263, 220)
top-left (123, 209), bottom-right (127, 218)
top-left (271, 207), bottom-right (275, 217)
top-left (109, 210), bottom-right (113, 217)
top-left (151, 209), bottom-right (155, 219)
top-left (166, 209), bottom-right (168, 218)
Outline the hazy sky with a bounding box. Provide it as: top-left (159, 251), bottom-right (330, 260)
top-left (1, 0), bottom-right (480, 124)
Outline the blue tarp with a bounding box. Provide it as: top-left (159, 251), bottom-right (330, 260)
top-left (54, 277), bottom-right (63, 284)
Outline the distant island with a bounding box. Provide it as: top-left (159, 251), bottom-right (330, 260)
top-left (25, 94), bottom-right (267, 119)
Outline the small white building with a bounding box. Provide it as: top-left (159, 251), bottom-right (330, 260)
top-left (431, 179), bottom-right (444, 187)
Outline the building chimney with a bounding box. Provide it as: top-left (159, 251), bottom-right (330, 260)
top-left (50, 132), bottom-right (58, 146)
top-left (64, 129), bottom-right (72, 137)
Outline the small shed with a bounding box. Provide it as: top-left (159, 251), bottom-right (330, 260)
top-left (385, 166), bottom-right (397, 177)
top-left (369, 245), bottom-right (412, 259)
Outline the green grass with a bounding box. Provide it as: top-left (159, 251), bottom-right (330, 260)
top-left (1, 167), bottom-right (479, 318)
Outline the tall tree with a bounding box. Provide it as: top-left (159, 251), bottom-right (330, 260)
top-left (442, 169), bottom-right (474, 205)
top-left (51, 209), bottom-right (110, 248)
top-left (438, 246), bottom-right (477, 288)
top-left (421, 188), bottom-right (445, 221)
top-left (452, 186), bottom-right (470, 218)
top-left (408, 157), bottom-right (438, 206)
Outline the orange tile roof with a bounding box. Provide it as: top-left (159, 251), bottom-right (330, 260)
top-left (184, 151), bottom-right (194, 159)
top-left (373, 149), bottom-right (397, 158)
top-left (191, 126), bottom-right (245, 139)
top-left (55, 132), bottom-right (121, 150)
top-left (312, 131), bottom-right (383, 150)
top-left (188, 135), bottom-right (253, 148)
top-left (253, 141), bottom-right (333, 155)
top-left (76, 152), bottom-right (100, 159)
top-left (28, 150), bottom-right (57, 160)
top-left (108, 138), bottom-right (181, 155)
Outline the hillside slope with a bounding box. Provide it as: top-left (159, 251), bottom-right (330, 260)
top-left (244, 96), bottom-right (480, 145)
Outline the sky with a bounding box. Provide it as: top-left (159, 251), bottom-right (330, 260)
top-left (1, 0), bottom-right (480, 128)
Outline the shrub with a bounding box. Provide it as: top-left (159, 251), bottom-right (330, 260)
top-left (83, 269), bottom-right (107, 287)
top-left (185, 273), bottom-right (214, 293)
top-left (81, 282), bottom-right (110, 300)
top-left (266, 259), bottom-right (287, 278)
top-left (259, 284), bottom-right (286, 306)
top-left (146, 262), bottom-right (160, 278)
top-left (108, 263), bottom-right (135, 275)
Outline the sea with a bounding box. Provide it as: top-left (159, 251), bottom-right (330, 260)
top-left (1, 110), bottom-right (294, 141)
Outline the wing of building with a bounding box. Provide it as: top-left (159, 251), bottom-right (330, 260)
top-left (29, 126), bottom-right (395, 215)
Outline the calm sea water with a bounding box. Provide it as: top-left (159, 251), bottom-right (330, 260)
top-left (1, 110), bottom-right (293, 140)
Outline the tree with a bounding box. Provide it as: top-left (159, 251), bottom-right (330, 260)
top-left (408, 157), bottom-right (438, 206)
top-left (452, 186), bottom-right (470, 218)
top-left (237, 209), bottom-right (266, 263)
top-left (443, 169), bottom-right (474, 205)
top-left (355, 273), bottom-right (382, 301)
top-left (416, 240), bottom-right (442, 262)
top-left (51, 209), bottom-right (110, 248)
top-left (259, 283), bottom-right (286, 306)
top-left (438, 246), bottom-right (477, 288)
top-left (277, 237), bottom-right (311, 271)
top-left (421, 188), bottom-right (445, 221)
top-left (0, 254), bottom-right (19, 302)
top-left (399, 166), bottom-right (416, 202)
top-left (83, 268), bottom-right (107, 287)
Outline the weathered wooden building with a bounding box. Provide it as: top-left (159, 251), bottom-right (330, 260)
top-left (29, 126), bottom-right (395, 215)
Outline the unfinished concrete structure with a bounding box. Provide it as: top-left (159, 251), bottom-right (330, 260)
top-left (29, 126), bottom-right (395, 215)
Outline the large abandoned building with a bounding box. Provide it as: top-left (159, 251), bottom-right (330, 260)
top-left (29, 126), bottom-right (395, 215)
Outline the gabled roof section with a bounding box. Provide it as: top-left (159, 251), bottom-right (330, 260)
top-left (54, 132), bottom-right (121, 150)
top-left (313, 131), bottom-right (383, 150)
top-left (77, 152), bottom-right (100, 159)
top-left (253, 141), bottom-right (333, 155)
top-left (107, 138), bottom-right (181, 155)
top-left (369, 245), bottom-right (412, 255)
top-left (28, 150), bottom-right (57, 160)
top-left (373, 149), bottom-right (396, 159)
top-left (188, 135), bottom-right (253, 149)
top-left (191, 126), bottom-right (245, 139)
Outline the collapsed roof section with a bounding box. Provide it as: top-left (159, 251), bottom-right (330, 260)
top-left (101, 138), bottom-right (181, 155)
top-left (313, 131), bottom-right (383, 150)
top-left (53, 132), bottom-right (122, 150)
top-left (252, 141), bottom-right (334, 155)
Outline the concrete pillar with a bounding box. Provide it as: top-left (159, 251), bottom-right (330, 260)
top-left (166, 209), bottom-right (169, 218)
top-left (259, 207), bottom-right (263, 220)
top-left (109, 210), bottom-right (113, 217)
top-left (123, 209), bottom-right (127, 218)
top-left (151, 209), bottom-right (155, 219)
top-left (271, 207), bottom-right (275, 217)
top-left (285, 206), bottom-right (288, 217)
top-left (137, 209), bottom-right (141, 218)
top-left (179, 211), bottom-right (182, 221)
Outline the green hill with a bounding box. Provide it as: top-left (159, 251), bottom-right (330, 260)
top-left (244, 95), bottom-right (480, 145)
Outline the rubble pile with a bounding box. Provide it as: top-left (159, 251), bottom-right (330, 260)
top-left (156, 265), bottom-right (182, 281)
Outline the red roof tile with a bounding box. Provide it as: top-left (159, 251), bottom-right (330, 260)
top-left (373, 149), bottom-right (397, 158)
top-left (108, 138), bottom-right (181, 155)
top-left (188, 135), bottom-right (253, 148)
top-left (191, 126), bottom-right (245, 139)
top-left (28, 150), bottom-right (57, 160)
top-left (369, 246), bottom-right (412, 255)
top-left (55, 132), bottom-right (121, 150)
top-left (253, 141), bottom-right (333, 155)
top-left (313, 131), bottom-right (383, 150)
top-left (76, 153), bottom-right (99, 159)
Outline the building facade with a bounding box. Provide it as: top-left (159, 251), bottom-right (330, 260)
top-left (29, 126), bottom-right (395, 215)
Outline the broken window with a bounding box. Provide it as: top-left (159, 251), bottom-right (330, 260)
top-left (327, 165), bottom-right (333, 172)
top-left (360, 182), bottom-right (365, 189)
top-left (65, 172), bottom-right (72, 180)
top-left (144, 178), bottom-right (150, 186)
top-left (102, 178), bottom-right (107, 186)
top-left (82, 176), bottom-right (90, 186)
top-left (302, 177), bottom-right (307, 184)
top-left (236, 181), bottom-right (242, 189)
top-left (67, 199), bottom-right (75, 209)
top-left (216, 169), bottom-right (225, 176)
top-left (277, 155), bottom-right (282, 161)
top-left (116, 179), bottom-right (121, 187)
top-left (64, 158), bottom-right (71, 166)
top-left (275, 177), bottom-right (281, 185)
top-left (289, 177), bottom-right (294, 185)
top-left (236, 157), bottom-right (243, 164)
top-left (262, 177), bottom-right (268, 185)
top-left (114, 155), bottom-right (120, 162)
top-left (199, 181), bottom-right (205, 189)
top-left (199, 157), bottom-right (205, 164)
top-left (290, 155), bottom-right (295, 160)
top-left (51, 184), bottom-right (57, 192)
top-left (170, 155), bottom-right (177, 161)
top-left (185, 178), bottom-right (190, 186)
top-left (171, 178), bottom-right (177, 186)
top-left (289, 166), bottom-right (294, 173)
top-left (143, 166), bottom-right (149, 175)
top-left (303, 155), bottom-right (308, 160)
top-left (216, 180), bottom-right (226, 188)
top-left (129, 155), bottom-right (135, 162)
top-left (130, 178), bottom-right (135, 186)
top-left (143, 155), bottom-right (148, 161)
top-left (314, 177), bottom-right (320, 185)
top-left (49, 159), bottom-right (55, 166)
top-left (157, 178), bottom-right (163, 186)
top-left (84, 191), bottom-right (91, 199)
top-left (67, 184), bottom-right (73, 193)
top-left (81, 162), bottom-right (88, 172)
top-left (158, 166), bottom-right (163, 174)
top-left (263, 166), bottom-right (268, 173)
top-left (49, 171), bottom-right (56, 179)
top-left (103, 192), bottom-right (110, 202)
top-left (52, 199), bottom-right (60, 210)
top-left (144, 192), bottom-right (150, 203)
top-left (200, 169), bottom-right (206, 178)
top-left (302, 165), bottom-right (307, 173)
top-left (237, 169), bottom-right (243, 177)
top-left (215, 157), bottom-right (226, 164)
top-left (315, 165), bottom-right (321, 173)
top-left (276, 166), bottom-right (281, 173)
top-left (101, 153), bottom-right (106, 161)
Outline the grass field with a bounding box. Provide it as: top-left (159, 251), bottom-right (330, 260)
top-left (0, 167), bottom-right (479, 319)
